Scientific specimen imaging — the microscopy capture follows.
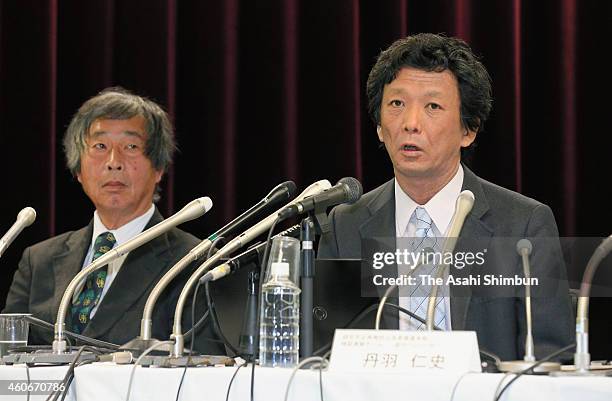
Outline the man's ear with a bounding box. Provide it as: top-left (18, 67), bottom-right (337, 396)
top-left (461, 119), bottom-right (479, 148)
top-left (461, 128), bottom-right (477, 148)
top-left (155, 170), bottom-right (163, 184)
top-left (376, 125), bottom-right (383, 142)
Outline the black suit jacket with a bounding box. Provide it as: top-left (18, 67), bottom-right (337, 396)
top-left (3, 209), bottom-right (225, 355)
top-left (318, 166), bottom-right (574, 361)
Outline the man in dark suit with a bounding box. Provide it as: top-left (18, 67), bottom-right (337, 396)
top-left (3, 88), bottom-right (224, 355)
top-left (318, 34), bottom-right (573, 361)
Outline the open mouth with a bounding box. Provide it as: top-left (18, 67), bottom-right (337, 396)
top-left (402, 144), bottom-right (421, 151)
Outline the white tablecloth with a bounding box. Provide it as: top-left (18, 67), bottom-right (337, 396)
top-left (1, 363), bottom-right (611, 401)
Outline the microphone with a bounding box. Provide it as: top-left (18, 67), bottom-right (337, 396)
top-left (517, 238), bottom-right (533, 253)
top-left (170, 180), bottom-right (332, 357)
top-left (498, 239), bottom-right (561, 373)
top-left (130, 181), bottom-right (296, 346)
top-left (571, 234), bottom-right (612, 374)
top-left (516, 239), bottom-right (535, 361)
top-left (444, 190), bottom-right (475, 238)
top-left (278, 177), bottom-right (362, 220)
top-left (202, 224), bottom-right (301, 282)
top-left (425, 190), bottom-right (475, 330)
top-left (52, 197), bottom-right (213, 354)
top-left (209, 180), bottom-right (296, 242)
top-left (0, 207), bottom-right (37, 258)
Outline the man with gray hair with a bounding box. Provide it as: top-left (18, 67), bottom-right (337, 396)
top-left (3, 87), bottom-right (224, 355)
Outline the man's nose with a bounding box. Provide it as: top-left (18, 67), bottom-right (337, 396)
top-left (401, 106), bottom-right (421, 133)
top-left (105, 148), bottom-right (123, 170)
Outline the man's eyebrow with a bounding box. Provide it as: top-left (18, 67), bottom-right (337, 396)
top-left (385, 88), bottom-right (406, 96)
top-left (89, 130), bottom-right (145, 139)
top-left (423, 90), bottom-right (444, 98)
top-left (384, 88), bottom-right (445, 98)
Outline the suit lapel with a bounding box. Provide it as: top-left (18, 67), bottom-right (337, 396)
top-left (51, 224), bottom-right (93, 325)
top-left (358, 180), bottom-right (400, 329)
top-left (449, 165), bottom-right (494, 330)
top-left (359, 180), bottom-right (396, 241)
top-left (83, 209), bottom-right (175, 340)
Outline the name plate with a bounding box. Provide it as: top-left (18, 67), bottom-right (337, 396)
top-left (328, 329), bottom-right (481, 374)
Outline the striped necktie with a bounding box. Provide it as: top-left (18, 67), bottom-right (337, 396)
top-left (407, 207), bottom-right (448, 330)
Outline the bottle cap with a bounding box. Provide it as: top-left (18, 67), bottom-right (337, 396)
top-left (270, 262), bottom-right (290, 278)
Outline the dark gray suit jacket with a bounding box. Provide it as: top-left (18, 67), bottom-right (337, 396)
top-left (3, 209), bottom-right (225, 355)
top-left (318, 166), bottom-right (574, 361)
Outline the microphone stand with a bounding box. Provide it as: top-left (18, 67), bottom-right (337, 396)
top-left (299, 205), bottom-right (330, 358)
top-left (299, 217), bottom-right (315, 358)
top-left (498, 239), bottom-right (561, 373)
top-left (551, 235), bottom-right (612, 377)
top-left (239, 269), bottom-right (260, 358)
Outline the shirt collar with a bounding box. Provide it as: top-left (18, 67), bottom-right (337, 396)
top-left (394, 164), bottom-right (464, 236)
top-left (91, 204), bottom-right (156, 248)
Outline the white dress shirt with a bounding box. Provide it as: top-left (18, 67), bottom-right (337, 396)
top-left (395, 164), bottom-right (464, 330)
top-left (73, 204), bottom-right (155, 318)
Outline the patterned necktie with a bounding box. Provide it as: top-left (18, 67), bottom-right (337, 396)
top-left (408, 207), bottom-right (448, 330)
top-left (70, 231), bottom-right (116, 334)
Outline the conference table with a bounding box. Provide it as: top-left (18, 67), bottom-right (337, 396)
top-left (1, 361), bottom-right (611, 400)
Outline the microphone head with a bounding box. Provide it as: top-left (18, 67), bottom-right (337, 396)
top-left (296, 180), bottom-right (332, 201)
top-left (601, 235), bottom-right (612, 255)
top-left (177, 197), bottom-right (213, 222)
top-left (516, 239), bottom-right (533, 256)
top-left (265, 180), bottom-right (297, 202)
top-left (338, 177), bottom-right (363, 205)
top-left (17, 207), bottom-right (37, 227)
top-left (444, 190), bottom-right (475, 239)
top-left (458, 190), bottom-right (475, 208)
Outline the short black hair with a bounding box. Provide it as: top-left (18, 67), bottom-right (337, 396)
top-left (366, 33), bottom-right (492, 134)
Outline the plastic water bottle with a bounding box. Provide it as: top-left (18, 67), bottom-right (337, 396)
top-left (259, 262), bottom-right (301, 367)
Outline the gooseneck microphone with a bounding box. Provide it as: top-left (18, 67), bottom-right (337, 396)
top-left (52, 197), bottom-right (213, 354)
top-left (210, 181), bottom-right (297, 241)
top-left (170, 180), bottom-right (332, 357)
top-left (425, 190), bottom-right (475, 331)
top-left (278, 177), bottom-right (362, 220)
top-left (498, 239), bottom-right (561, 373)
top-left (201, 224), bottom-right (301, 282)
top-left (0, 207), bottom-right (37, 258)
top-left (572, 235), bottom-right (612, 373)
top-left (518, 239), bottom-right (536, 362)
top-left (129, 181), bottom-right (296, 347)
